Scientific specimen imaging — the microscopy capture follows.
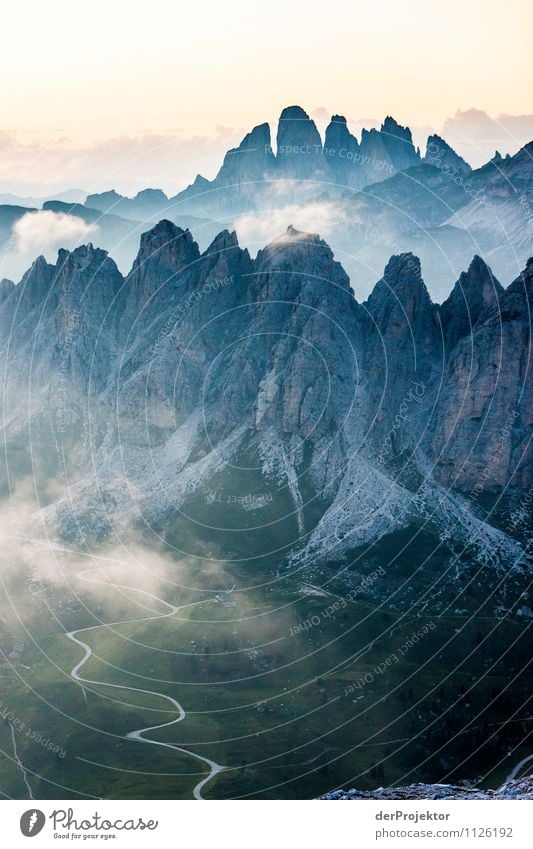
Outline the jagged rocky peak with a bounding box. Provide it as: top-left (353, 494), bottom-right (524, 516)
top-left (358, 125), bottom-right (384, 151)
top-left (224, 124), bottom-right (272, 164)
top-left (216, 122), bottom-right (275, 184)
top-left (364, 253), bottom-right (440, 383)
top-left (50, 244), bottom-right (123, 316)
top-left (357, 116), bottom-right (420, 183)
top-left (424, 133), bottom-right (471, 174)
top-left (56, 242), bottom-right (112, 272)
top-left (367, 252), bottom-right (432, 315)
top-left (0, 243), bottom-right (123, 388)
top-left (222, 227), bottom-right (357, 439)
top-left (324, 114), bottom-right (358, 152)
top-left (324, 114), bottom-right (359, 182)
top-left (202, 229), bottom-right (251, 281)
top-left (123, 220), bottom-right (200, 318)
top-left (0, 257), bottom-right (54, 328)
top-left (21, 254), bottom-right (54, 289)
top-left (467, 252), bottom-right (500, 281)
top-left (29, 254), bottom-right (53, 274)
top-left (277, 105), bottom-right (321, 140)
top-left (379, 115), bottom-right (420, 170)
top-left (276, 105), bottom-right (325, 177)
top-left (500, 139), bottom-right (533, 183)
top-left (184, 173), bottom-right (211, 194)
top-left (275, 223), bottom-right (318, 242)
top-left (433, 252), bottom-right (533, 494)
top-left (264, 223), bottom-right (332, 258)
top-left (381, 115), bottom-right (412, 140)
top-left (357, 127), bottom-right (392, 183)
top-left (430, 254), bottom-right (533, 494)
top-left (254, 225), bottom-right (352, 300)
top-left (259, 223), bottom-right (321, 258)
top-left (133, 219), bottom-right (199, 272)
top-left (440, 255), bottom-right (502, 350)
top-left (206, 229), bottom-right (240, 254)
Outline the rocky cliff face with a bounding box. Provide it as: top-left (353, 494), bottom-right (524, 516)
top-left (324, 115), bottom-right (359, 186)
top-left (0, 223), bottom-right (530, 606)
top-left (431, 257), bottom-right (533, 496)
top-left (359, 253), bottom-right (442, 470)
top-left (0, 244), bottom-right (122, 404)
top-left (378, 116), bottom-right (420, 172)
top-left (276, 106), bottom-right (327, 180)
top-left (119, 218), bottom-right (200, 331)
top-left (219, 123), bottom-right (274, 178)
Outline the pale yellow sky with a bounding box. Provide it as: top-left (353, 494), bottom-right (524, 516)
top-left (1, 0), bottom-right (531, 140)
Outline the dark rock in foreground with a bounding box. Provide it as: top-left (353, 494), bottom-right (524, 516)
top-left (321, 776), bottom-right (533, 799)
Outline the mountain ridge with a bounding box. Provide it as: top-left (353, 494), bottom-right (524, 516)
top-left (0, 220), bottom-right (530, 615)
top-left (1, 106), bottom-right (531, 302)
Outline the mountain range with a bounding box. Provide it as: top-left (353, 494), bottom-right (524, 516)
top-left (1, 105), bottom-right (532, 300)
top-left (0, 219), bottom-right (530, 612)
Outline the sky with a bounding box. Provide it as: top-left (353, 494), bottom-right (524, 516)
top-left (0, 0), bottom-right (531, 195)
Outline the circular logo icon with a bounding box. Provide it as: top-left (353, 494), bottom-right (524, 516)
top-left (20, 810), bottom-right (46, 837)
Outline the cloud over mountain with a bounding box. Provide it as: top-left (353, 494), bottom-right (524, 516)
top-left (0, 211), bottom-right (98, 281)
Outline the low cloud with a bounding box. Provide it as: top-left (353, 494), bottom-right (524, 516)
top-left (0, 473), bottom-right (276, 646)
top-left (235, 199), bottom-right (344, 254)
top-left (14, 210), bottom-right (98, 256)
top-left (0, 211), bottom-right (98, 281)
top-left (0, 475), bottom-right (190, 624)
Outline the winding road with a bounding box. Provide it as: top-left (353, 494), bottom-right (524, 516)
top-left (67, 569), bottom-right (225, 799)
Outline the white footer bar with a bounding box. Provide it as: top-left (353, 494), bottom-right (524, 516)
top-left (2, 798), bottom-right (532, 848)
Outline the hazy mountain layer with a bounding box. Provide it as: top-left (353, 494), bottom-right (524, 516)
top-left (1, 107), bottom-right (532, 303)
